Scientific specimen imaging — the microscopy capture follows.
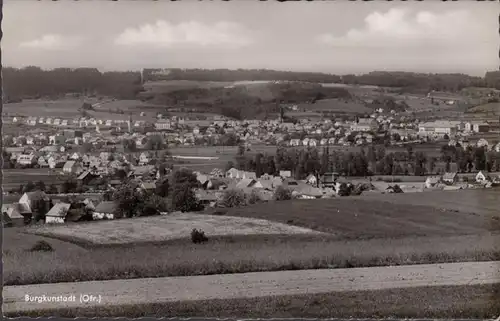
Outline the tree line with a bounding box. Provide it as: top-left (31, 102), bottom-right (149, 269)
top-left (229, 144), bottom-right (500, 180)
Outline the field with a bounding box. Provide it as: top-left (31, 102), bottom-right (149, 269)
top-left (5, 223), bottom-right (500, 286)
top-left (28, 213), bottom-right (320, 246)
top-left (468, 102), bottom-right (500, 114)
top-left (5, 188), bottom-right (500, 286)
top-left (300, 99), bottom-right (373, 114)
top-left (361, 188), bottom-right (500, 217)
top-left (2, 98), bottom-right (163, 120)
top-left (143, 80), bottom-right (232, 93)
top-left (226, 195), bottom-right (500, 239)
top-left (2, 169), bottom-right (67, 191)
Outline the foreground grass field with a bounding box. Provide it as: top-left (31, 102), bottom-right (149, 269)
top-left (27, 213), bottom-right (320, 246)
top-left (5, 225), bottom-right (500, 286)
top-left (7, 284), bottom-right (500, 318)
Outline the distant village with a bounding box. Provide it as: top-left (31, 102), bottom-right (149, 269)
top-left (3, 101), bottom-right (500, 228)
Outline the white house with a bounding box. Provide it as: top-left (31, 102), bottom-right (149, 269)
top-left (425, 176), bottom-right (441, 189)
top-left (63, 161), bottom-right (84, 175)
top-left (475, 171), bottom-right (490, 183)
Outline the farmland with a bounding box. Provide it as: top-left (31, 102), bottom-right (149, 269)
top-left (226, 195), bottom-right (500, 240)
top-left (5, 222), bottom-right (500, 286)
top-left (300, 99), bottom-right (373, 114)
top-left (2, 169), bottom-right (67, 191)
top-left (2, 98), bottom-right (163, 120)
top-left (28, 213), bottom-right (320, 246)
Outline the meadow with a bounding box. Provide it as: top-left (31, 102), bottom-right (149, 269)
top-left (5, 224), bottom-right (500, 286)
top-left (28, 213), bottom-right (320, 246)
top-left (226, 196), bottom-right (500, 239)
top-left (301, 99), bottom-right (373, 114)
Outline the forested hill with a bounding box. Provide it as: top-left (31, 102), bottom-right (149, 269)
top-left (3, 66), bottom-right (500, 102)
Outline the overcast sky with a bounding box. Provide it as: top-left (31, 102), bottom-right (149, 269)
top-left (3, 1), bottom-right (498, 76)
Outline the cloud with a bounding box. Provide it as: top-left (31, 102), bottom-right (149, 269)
top-left (114, 20), bottom-right (253, 48)
top-left (19, 34), bottom-right (81, 50)
top-left (316, 8), bottom-right (476, 48)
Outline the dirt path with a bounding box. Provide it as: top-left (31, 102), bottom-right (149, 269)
top-left (4, 261), bottom-right (500, 314)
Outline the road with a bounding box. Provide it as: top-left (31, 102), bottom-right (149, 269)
top-left (4, 261), bottom-right (500, 314)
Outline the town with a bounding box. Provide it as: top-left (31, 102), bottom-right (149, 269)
top-left (3, 83), bottom-right (500, 226)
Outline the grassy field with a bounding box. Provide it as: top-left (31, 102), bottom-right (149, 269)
top-left (2, 169), bottom-right (67, 191)
top-left (361, 188), bottom-right (500, 217)
top-left (226, 196), bottom-right (500, 239)
top-left (5, 223), bottom-right (500, 286)
top-left (7, 284), bottom-right (500, 318)
top-left (301, 99), bottom-right (373, 114)
top-left (28, 213), bottom-right (320, 246)
top-left (2, 98), bottom-right (162, 120)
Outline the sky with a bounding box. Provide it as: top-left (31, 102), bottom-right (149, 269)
top-left (3, 0), bottom-right (499, 76)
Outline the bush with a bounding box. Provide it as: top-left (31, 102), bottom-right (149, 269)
top-left (220, 189), bottom-right (247, 208)
top-left (273, 186), bottom-right (292, 201)
top-left (247, 190), bottom-right (262, 205)
top-left (191, 228), bottom-right (208, 244)
top-left (29, 241), bottom-right (54, 252)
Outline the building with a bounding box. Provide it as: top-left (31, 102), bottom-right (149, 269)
top-left (45, 202), bottom-right (71, 224)
top-left (442, 172), bottom-right (458, 184)
top-left (418, 121), bottom-right (457, 137)
top-left (17, 153), bottom-right (37, 166)
top-left (93, 201), bottom-right (118, 220)
top-left (63, 161), bottom-right (84, 175)
top-left (155, 120), bottom-right (171, 130)
top-left (350, 118), bottom-right (378, 132)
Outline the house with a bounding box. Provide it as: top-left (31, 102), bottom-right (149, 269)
top-left (63, 161), bottom-right (84, 175)
top-left (2, 203), bottom-right (27, 226)
top-left (48, 156), bottom-right (66, 169)
top-left (293, 185), bottom-right (323, 199)
top-left (139, 152), bottom-right (152, 166)
top-left (195, 189), bottom-right (219, 206)
top-left (77, 170), bottom-right (97, 186)
top-left (18, 191), bottom-right (50, 222)
top-left (17, 153), bottom-right (37, 166)
top-left (425, 176), bottom-right (441, 188)
top-left (350, 118), bottom-right (378, 132)
top-left (128, 165), bottom-right (155, 179)
top-left (442, 172), bottom-right (458, 184)
top-left (140, 182), bottom-right (156, 192)
top-left (289, 139), bottom-right (301, 146)
top-left (93, 201), bottom-right (118, 220)
top-left (475, 171), bottom-right (490, 183)
top-left (235, 178), bottom-right (263, 189)
top-left (320, 172), bottom-right (339, 188)
top-left (226, 168), bottom-right (240, 179)
top-left (279, 170), bottom-right (292, 178)
top-left (70, 152), bottom-right (81, 160)
top-left (45, 202), bottom-right (71, 224)
top-left (305, 174), bottom-right (318, 186)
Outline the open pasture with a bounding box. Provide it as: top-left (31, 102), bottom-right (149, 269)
top-left (227, 196), bottom-right (500, 240)
top-left (143, 80), bottom-right (232, 93)
top-left (28, 213), bottom-right (320, 246)
top-left (361, 189), bottom-right (500, 218)
top-left (303, 99), bottom-right (372, 114)
top-left (6, 223), bottom-right (500, 286)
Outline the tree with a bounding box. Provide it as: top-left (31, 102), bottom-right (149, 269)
top-left (274, 186), bottom-right (292, 201)
top-left (80, 142), bottom-right (93, 153)
top-left (171, 168), bottom-right (199, 189)
top-left (237, 143), bottom-right (245, 156)
top-left (112, 183), bottom-right (143, 218)
top-left (155, 177), bottom-right (170, 197)
top-left (171, 183), bottom-right (201, 212)
top-left (140, 194), bottom-right (169, 216)
top-left (145, 135), bottom-right (165, 150)
top-left (47, 184), bottom-right (59, 194)
top-left (22, 181), bottom-right (36, 193)
top-left (220, 189), bottom-right (247, 208)
top-left (35, 181), bottom-right (46, 192)
top-left (122, 139), bottom-right (137, 152)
